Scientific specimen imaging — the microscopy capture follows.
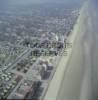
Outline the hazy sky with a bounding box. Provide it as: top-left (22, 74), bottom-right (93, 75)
top-left (0, 0), bottom-right (83, 5)
top-left (0, 0), bottom-right (84, 10)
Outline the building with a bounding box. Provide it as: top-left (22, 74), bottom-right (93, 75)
top-left (11, 80), bottom-right (37, 99)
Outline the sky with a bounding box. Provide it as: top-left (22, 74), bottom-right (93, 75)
top-left (0, 0), bottom-right (84, 10)
top-left (0, 0), bottom-right (83, 5)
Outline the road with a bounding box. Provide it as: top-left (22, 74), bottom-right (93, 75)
top-left (6, 48), bottom-right (31, 72)
top-left (57, 1), bottom-right (98, 100)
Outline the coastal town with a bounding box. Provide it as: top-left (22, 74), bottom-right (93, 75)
top-left (0, 3), bottom-right (80, 100)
